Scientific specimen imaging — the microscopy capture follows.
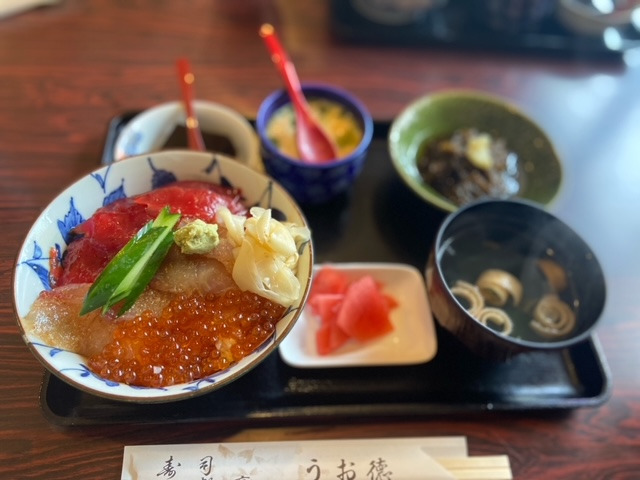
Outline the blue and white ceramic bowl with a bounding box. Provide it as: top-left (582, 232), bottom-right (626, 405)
top-left (13, 151), bottom-right (313, 403)
top-left (256, 83), bottom-right (374, 204)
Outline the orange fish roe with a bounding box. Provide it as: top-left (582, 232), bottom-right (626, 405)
top-left (88, 288), bottom-right (285, 388)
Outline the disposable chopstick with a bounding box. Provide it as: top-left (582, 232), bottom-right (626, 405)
top-left (436, 455), bottom-right (513, 480)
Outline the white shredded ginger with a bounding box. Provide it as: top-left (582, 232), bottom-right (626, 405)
top-left (217, 207), bottom-right (310, 307)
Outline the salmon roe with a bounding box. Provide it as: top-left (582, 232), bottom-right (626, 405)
top-left (88, 288), bottom-right (285, 388)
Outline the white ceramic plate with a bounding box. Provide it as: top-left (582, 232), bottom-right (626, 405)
top-left (279, 263), bottom-right (437, 368)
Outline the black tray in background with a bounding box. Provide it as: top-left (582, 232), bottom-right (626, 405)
top-left (329, 0), bottom-right (640, 60)
top-left (39, 113), bottom-right (612, 426)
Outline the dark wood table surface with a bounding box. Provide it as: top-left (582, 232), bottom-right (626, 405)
top-left (1, 1), bottom-right (639, 478)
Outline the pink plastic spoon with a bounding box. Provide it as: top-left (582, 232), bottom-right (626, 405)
top-left (176, 58), bottom-right (206, 152)
top-left (259, 23), bottom-right (338, 163)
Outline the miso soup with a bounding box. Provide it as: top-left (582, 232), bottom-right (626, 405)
top-left (438, 224), bottom-right (579, 342)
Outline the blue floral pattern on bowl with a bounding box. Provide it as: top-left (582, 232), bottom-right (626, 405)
top-left (14, 151), bottom-right (312, 403)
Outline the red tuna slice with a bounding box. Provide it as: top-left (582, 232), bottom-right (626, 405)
top-left (59, 236), bottom-right (114, 285)
top-left (61, 199), bottom-right (150, 285)
top-left (62, 181), bottom-right (246, 285)
top-left (74, 199), bottom-right (150, 251)
top-left (134, 181), bottom-right (247, 222)
top-left (335, 275), bottom-right (394, 342)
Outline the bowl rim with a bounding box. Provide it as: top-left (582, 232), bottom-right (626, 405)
top-left (388, 88), bottom-right (564, 213)
top-left (256, 82), bottom-right (374, 169)
top-left (431, 197), bottom-right (607, 350)
top-left (113, 99), bottom-right (262, 169)
top-left (12, 150), bottom-right (313, 403)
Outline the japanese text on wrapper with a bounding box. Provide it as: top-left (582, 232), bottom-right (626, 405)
top-left (154, 454), bottom-right (394, 480)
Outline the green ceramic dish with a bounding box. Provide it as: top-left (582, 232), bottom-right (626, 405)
top-left (388, 90), bottom-right (563, 212)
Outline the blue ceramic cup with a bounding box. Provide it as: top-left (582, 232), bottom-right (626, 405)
top-left (256, 83), bottom-right (373, 205)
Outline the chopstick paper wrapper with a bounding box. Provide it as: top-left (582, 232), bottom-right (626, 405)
top-left (121, 436), bottom-right (512, 480)
top-left (0, 0), bottom-right (60, 19)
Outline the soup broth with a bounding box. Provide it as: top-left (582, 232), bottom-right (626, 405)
top-left (438, 225), bottom-right (579, 342)
top-left (163, 125), bottom-right (236, 157)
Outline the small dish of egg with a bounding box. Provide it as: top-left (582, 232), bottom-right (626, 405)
top-left (256, 83), bottom-right (374, 205)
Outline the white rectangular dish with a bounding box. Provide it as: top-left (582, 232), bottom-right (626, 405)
top-left (279, 262), bottom-right (438, 368)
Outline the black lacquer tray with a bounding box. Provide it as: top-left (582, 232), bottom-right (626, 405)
top-left (330, 0), bottom-right (640, 60)
top-left (40, 113), bottom-right (612, 426)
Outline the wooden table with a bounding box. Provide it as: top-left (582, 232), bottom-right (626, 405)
top-left (1, 1), bottom-right (639, 478)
